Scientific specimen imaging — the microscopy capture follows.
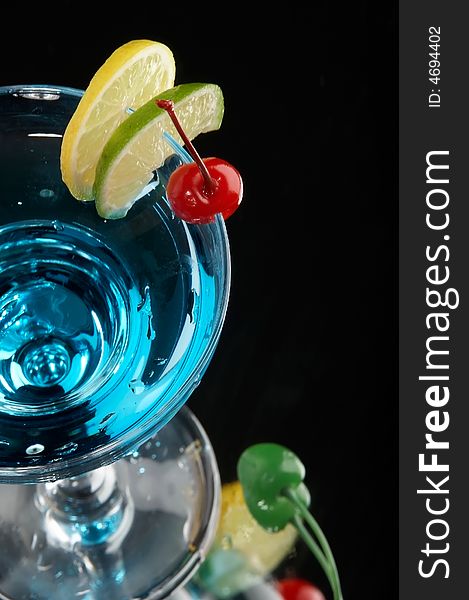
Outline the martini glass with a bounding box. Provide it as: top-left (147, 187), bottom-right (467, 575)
top-left (0, 85), bottom-right (231, 599)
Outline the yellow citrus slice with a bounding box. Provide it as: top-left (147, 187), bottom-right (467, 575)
top-left (216, 480), bottom-right (298, 576)
top-left (60, 39), bottom-right (176, 200)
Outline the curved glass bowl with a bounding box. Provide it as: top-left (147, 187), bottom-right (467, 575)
top-left (0, 85), bottom-right (231, 483)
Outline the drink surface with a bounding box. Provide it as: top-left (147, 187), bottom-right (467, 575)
top-left (0, 87), bottom-right (229, 481)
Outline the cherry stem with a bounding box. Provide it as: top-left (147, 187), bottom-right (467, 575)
top-left (292, 514), bottom-right (337, 600)
top-left (283, 487), bottom-right (343, 600)
top-left (157, 99), bottom-right (217, 195)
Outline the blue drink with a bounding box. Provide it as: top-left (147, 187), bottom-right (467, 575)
top-left (0, 86), bottom-right (230, 482)
top-left (0, 84), bottom-right (230, 599)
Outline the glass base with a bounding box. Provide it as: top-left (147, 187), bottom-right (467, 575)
top-left (0, 407), bottom-right (220, 600)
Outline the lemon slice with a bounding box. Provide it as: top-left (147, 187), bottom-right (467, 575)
top-left (60, 39), bottom-right (176, 200)
top-left (94, 83), bottom-right (224, 219)
top-left (216, 480), bottom-right (298, 576)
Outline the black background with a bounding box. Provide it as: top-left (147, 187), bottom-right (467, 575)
top-left (0, 3), bottom-right (397, 598)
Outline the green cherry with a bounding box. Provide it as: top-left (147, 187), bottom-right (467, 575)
top-left (237, 443), bottom-right (311, 532)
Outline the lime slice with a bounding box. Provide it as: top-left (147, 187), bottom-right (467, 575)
top-left (60, 39), bottom-right (176, 200)
top-left (94, 83), bottom-right (224, 219)
top-left (216, 480), bottom-right (298, 577)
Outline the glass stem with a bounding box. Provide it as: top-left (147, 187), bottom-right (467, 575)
top-left (36, 464), bottom-right (134, 549)
top-left (56, 466), bottom-right (110, 498)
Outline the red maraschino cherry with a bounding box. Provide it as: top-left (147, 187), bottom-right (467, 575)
top-left (156, 99), bottom-right (243, 224)
top-left (276, 578), bottom-right (326, 600)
